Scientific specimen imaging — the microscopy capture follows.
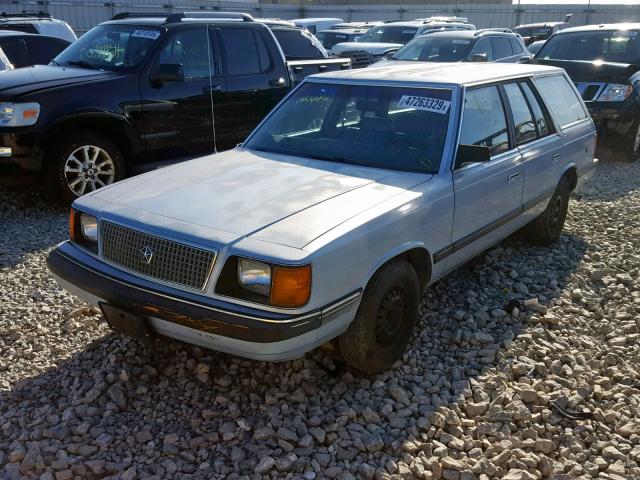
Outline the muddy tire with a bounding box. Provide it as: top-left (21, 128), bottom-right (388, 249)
top-left (338, 258), bottom-right (420, 375)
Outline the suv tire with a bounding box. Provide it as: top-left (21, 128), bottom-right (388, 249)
top-left (338, 258), bottom-right (420, 374)
top-left (46, 132), bottom-right (125, 203)
top-left (523, 178), bottom-right (570, 245)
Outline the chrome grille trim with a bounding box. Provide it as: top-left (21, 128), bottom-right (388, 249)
top-left (100, 221), bottom-right (216, 291)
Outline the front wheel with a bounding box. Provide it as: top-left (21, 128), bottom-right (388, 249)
top-left (338, 258), bottom-right (420, 374)
top-left (46, 132), bottom-right (125, 203)
top-left (523, 179), bottom-right (570, 246)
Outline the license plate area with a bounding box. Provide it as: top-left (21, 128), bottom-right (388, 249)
top-left (99, 302), bottom-right (152, 341)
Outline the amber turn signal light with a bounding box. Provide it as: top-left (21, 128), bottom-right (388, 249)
top-left (69, 208), bottom-right (80, 242)
top-left (270, 265), bottom-right (311, 308)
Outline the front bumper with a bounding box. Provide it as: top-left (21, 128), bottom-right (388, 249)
top-left (586, 98), bottom-right (640, 149)
top-left (47, 242), bottom-right (360, 361)
top-left (0, 129), bottom-right (43, 172)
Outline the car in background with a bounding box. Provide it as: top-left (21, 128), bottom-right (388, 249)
top-left (331, 20), bottom-right (476, 67)
top-left (0, 11), bottom-right (349, 201)
top-left (514, 14), bottom-right (572, 46)
top-left (532, 23), bottom-right (640, 161)
top-left (332, 21), bottom-right (382, 30)
top-left (292, 17), bottom-right (343, 34)
top-left (380, 29), bottom-right (530, 64)
top-left (316, 28), bottom-right (367, 50)
top-left (527, 39), bottom-right (545, 55)
top-left (0, 12), bottom-right (76, 42)
top-left (0, 31), bottom-right (69, 68)
top-left (267, 24), bottom-right (329, 60)
top-left (48, 63), bottom-right (597, 374)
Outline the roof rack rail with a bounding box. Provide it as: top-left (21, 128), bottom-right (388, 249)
top-left (166, 11), bottom-right (255, 23)
top-left (0, 11), bottom-right (52, 20)
top-left (111, 12), bottom-right (170, 20)
top-left (474, 28), bottom-right (513, 35)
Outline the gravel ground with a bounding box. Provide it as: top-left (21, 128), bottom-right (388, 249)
top-left (1, 160), bottom-right (639, 480)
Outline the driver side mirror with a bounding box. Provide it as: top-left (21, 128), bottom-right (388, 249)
top-left (384, 50), bottom-right (396, 59)
top-left (455, 144), bottom-right (491, 169)
top-left (149, 63), bottom-right (184, 85)
top-left (471, 53), bottom-right (488, 62)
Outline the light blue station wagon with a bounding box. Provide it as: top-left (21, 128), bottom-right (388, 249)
top-left (48, 63), bottom-right (597, 374)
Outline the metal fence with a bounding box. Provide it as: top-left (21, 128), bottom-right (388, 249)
top-left (2, 0), bottom-right (640, 34)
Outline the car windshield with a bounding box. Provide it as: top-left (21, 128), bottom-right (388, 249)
top-left (357, 26), bottom-right (418, 44)
top-left (537, 30), bottom-right (640, 64)
top-left (54, 24), bottom-right (162, 70)
top-left (393, 36), bottom-right (472, 61)
top-left (514, 26), bottom-right (553, 38)
top-left (245, 82), bottom-right (452, 174)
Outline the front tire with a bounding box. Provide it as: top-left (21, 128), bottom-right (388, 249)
top-left (338, 258), bottom-right (420, 375)
top-left (46, 132), bottom-right (125, 203)
top-left (523, 179), bottom-right (570, 246)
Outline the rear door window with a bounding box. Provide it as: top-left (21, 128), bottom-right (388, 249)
top-left (460, 85), bottom-right (510, 155)
top-left (491, 37), bottom-right (512, 59)
top-left (503, 83), bottom-right (537, 144)
top-left (520, 82), bottom-right (551, 136)
top-left (535, 74), bottom-right (588, 127)
top-left (220, 28), bottom-right (262, 76)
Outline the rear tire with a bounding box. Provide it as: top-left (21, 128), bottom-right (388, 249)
top-left (523, 179), bottom-right (570, 246)
top-left (338, 258), bottom-right (420, 375)
top-left (46, 132), bottom-right (125, 203)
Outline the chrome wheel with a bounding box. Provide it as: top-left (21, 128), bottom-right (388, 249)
top-left (64, 145), bottom-right (115, 196)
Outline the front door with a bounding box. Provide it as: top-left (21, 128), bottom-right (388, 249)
top-left (452, 84), bottom-right (523, 251)
top-left (139, 26), bottom-right (216, 159)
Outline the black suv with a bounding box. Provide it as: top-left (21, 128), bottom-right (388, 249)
top-left (385, 29), bottom-right (530, 64)
top-left (0, 12), bottom-right (349, 201)
top-left (532, 23), bottom-right (640, 161)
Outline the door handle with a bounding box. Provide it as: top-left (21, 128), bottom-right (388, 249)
top-left (203, 85), bottom-right (223, 93)
top-left (508, 172), bottom-right (520, 183)
top-left (552, 153), bottom-right (561, 162)
top-left (270, 78), bottom-right (286, 87)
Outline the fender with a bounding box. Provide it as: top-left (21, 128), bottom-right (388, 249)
top-left (363, 241), bottom-right (431, 290)
top-left (40, 110), bottom-right (143, 156)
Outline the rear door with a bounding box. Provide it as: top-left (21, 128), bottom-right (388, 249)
top-left (139, 25), bottom-right (216, 158)
top-left (451, 84), bottom-right (523, 252)
top-left (502, 80), bottom-right (563, 213)
top-left (214, 25), bottom-right (289, 151)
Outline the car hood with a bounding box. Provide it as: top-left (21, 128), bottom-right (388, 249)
top-left (531, 58), bottom-right (638, 83)
top-left (331, 42), bottom-right (403, 55)
top-left (88, 149), bottom-right (429, 249)
top-left (0, 65), bottom-right (120, 98)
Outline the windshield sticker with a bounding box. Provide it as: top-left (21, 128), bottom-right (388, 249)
top-left (452, 39), bottom-right (471, 44)
top-left (131, 30), bottom-right (161, 40)
top-left (402, 30), bottom-right (416, 34)
top-left (397, 95), bottom-right (451, 114)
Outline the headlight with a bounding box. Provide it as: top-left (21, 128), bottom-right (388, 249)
top-left (69, 208), bottom-right (98, 253)
top-left (219, 256), bottom-right (311, 308)
top-left (0, 102), bottom-right (40, 126)
top-left (238, 258), bottom-right (271, 296)
top-left (596, 84), bottom-right (633, 102)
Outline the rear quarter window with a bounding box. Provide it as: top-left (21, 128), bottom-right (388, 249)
top-left (534, 74), bottom-right (588, 127)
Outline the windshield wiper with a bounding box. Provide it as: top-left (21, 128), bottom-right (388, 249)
top-left (65, 60), bottom-right (97, 69)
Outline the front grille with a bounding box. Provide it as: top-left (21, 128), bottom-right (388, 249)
top-left (575, 82), bottom-right (605, 102)
top-left (101, 222), bottom-right (216, 291)
top-left (340, 50), bottom-right (372, 69)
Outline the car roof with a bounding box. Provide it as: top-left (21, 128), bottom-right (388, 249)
top-left (556, 23), bottom-right (640, 34)
top-left (379, 21), bottom-right (425, 27)
top-left (310, 63), bottom-right (562, 87)
top-left (516, 22), bottom-right (564, 28)
top-left (318, 28), bottom-right (366, 34)
top-left (424, 29), bottom-right (515, 39)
